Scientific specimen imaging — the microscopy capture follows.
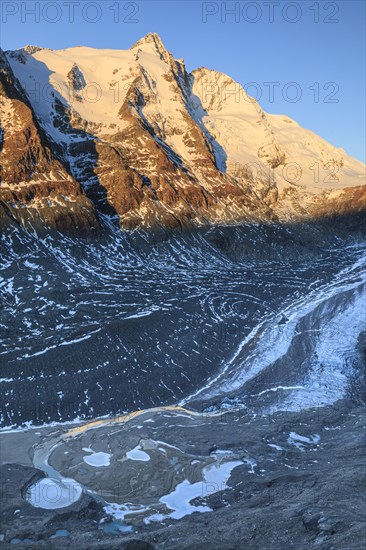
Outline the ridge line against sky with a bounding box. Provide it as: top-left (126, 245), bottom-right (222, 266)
top-left (1, 0), bottom-right (365, 163)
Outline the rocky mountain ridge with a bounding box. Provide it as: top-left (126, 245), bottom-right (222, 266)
top-left (0, 50), bottom-right (98, 235)
top-left (1, 33), bottom-right (365, 234)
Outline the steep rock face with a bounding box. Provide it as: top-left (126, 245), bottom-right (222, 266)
top-left (2, 34), bottom-right (365, 232)
top-left (0, 49), bottom-right (98, 235)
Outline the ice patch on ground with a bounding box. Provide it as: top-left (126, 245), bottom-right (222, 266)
top-left (82, 450), bottom-right (111, 467)
top-left (26, 477), bottom-right (82, 509)
top-left (145, 458), bottom-right (242, 522)
top-left (126, 445), bottom-right (150, 462)
top-left (288, 432), bottom-right (320, 450)
top-left (268, 443), bottom-right (285, 451)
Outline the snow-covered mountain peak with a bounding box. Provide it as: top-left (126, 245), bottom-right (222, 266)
top-left (131, 32), bottom-right (176, 70)
top-left (5, 45), bottom-right (50, 65)
top-left (22, 45), bottom-right (46, 55)
top-left (191, 67), bottom-right (257, 113)
top-left (131, 32), bottom-right (169, 58)
top-left (1, 34), bottom-right (364, 232)
top-left (131, 32), bottom-right (166, 52)
top-left (4, 36), bottom-right (184, 139)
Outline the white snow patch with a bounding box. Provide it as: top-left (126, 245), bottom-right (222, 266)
top-left (145, 459), bottom-right (242, 522)
top-left (126, 445), bottom-right (150, 462)
top-left (26, 477), bottom-right (82, 509)
top-left (288, 432), bottom-right (320, 450)
top-left (83, 451), bottom-right (111, 467)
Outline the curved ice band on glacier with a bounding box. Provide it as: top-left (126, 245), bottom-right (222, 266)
top-left (0, 222), bottom-right (365, 427)
top-left (181, 251), bottom-right (366, 410)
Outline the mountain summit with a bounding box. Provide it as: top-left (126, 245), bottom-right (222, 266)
top-left (131, 32), bottom-right (168, 52)
top-left (0, 34), bottom-right (365, 233)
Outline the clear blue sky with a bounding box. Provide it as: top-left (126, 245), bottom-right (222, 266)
top-left (1, 0), bottom-right (365, 162)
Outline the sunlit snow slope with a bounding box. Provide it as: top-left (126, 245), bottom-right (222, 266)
top-left (2, 33), bottom-right (365, 231)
